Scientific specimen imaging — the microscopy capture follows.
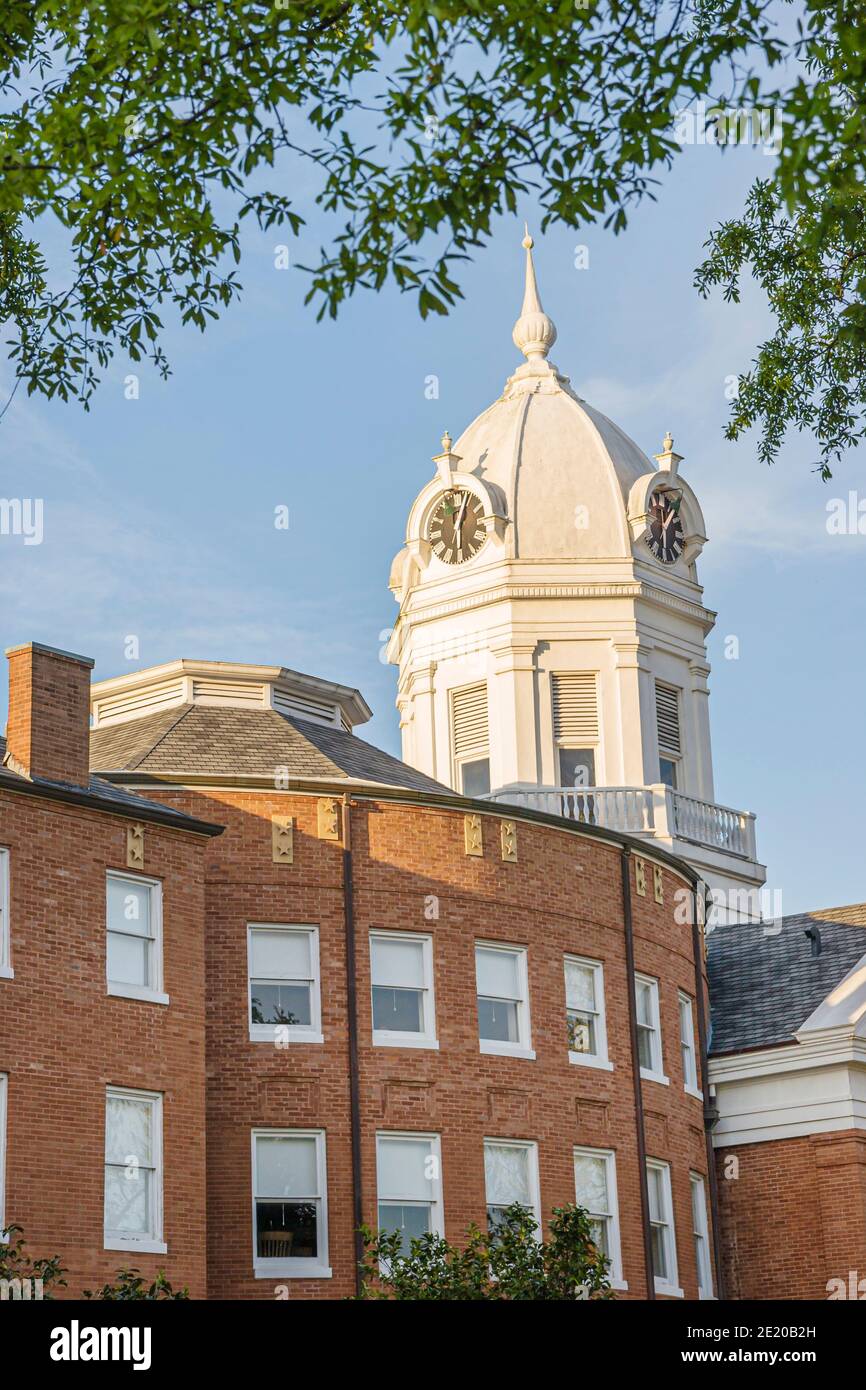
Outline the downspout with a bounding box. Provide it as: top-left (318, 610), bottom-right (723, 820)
top-left (341, 793), bottom-right (364, 1295)
top-left (692, 884), bottom-right (725, 1300)
top-left (620, 847), bottom-right (656, 1299)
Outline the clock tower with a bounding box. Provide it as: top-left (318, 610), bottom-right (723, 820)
top-left (387, 231), bottom-right (765, 918)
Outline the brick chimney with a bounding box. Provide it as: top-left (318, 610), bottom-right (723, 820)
top-left (4, 642), bottom-right (94, 787)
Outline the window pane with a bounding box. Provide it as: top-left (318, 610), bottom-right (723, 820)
top-left (256, 1136), bottom-right (317, 1198)
top-left (105, 1165), bottom-right (152, 1235)
top-left (107, 878), bottom-right (152, 937)
top-left (478, 996), bottom-right (519, 1042)
top-left (567, 1010), bottom-right (596, 1053)
top-left (107, 931), bottom-right (149, 987)
top-left (371, 936), bottom-right (425, 989)
top-left (378, 1202), bottom-right (431, 1255)
top-left (651, 1223), bottom-right (670, 1281)
top-left (679, 997), bottom-right (691, 1043)
top-left (475, 947), bottom-right (520, 999)
top-left (484, 1144), bottom-right (531, 1206)
top-left (250, 981), bottom-right (311, 1026)
top-left (647, 1166), bottom-right (665, 1223)
top-left (461, 758), bottom-right (490, 797)
top-left (377, 1137), bottom-right (434, 1202)
top-left (256, 1199), bottom-right (318, 1259)
top-left (636, 980), bottom-right (653, 1026)
top-left (249, 929), bottom-right (310, 980)
top-left (372, 986), bottom-right (423, 1033)
top-left (558, 748), bottom-right (596, 787)
top-left (106, 1096), bottom-right (152, 1166)
top-left (574, 1153), bottom-right (609, 1216)
top-left (637, 1025), bottom-right (654, 1071)
top-left (659, 757), bottom-right (678, 790)
top-left (565, 960), bottom-right (595, 1012)
top-left (588, 1216), bottom-right (609, 1256)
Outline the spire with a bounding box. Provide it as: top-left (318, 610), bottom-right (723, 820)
top-left (512, 224), bottom-right (557, 364)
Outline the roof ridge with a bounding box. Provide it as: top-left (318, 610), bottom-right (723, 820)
top-left (124, 703), bottom-right (195, 771)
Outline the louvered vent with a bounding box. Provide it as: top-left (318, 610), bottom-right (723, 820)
top-left (451, 683), bottom-right (489, 756)
top-left (655, 682), bottom-right (681, 755)
top-left (273, 689), bottom-right (340, 729)
top-left (551, 673), bottom-right (599, 743)
top-left (93, 678), bottom-right (186, 727)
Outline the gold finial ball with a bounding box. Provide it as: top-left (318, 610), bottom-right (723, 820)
top-left (522, 233), bottom-right (534, 250)
top-left (663, 431), bottom-right (674, 452)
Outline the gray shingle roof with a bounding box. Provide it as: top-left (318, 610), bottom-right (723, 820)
top-left (89, 704), bottom-right (447, 794)
top-left (707, 906), bottom-right (866, 1055)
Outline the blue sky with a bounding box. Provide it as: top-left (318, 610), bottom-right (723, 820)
top-left (0, 120), bottom-right (863, 917)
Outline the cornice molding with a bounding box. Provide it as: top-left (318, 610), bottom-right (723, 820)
top-left (396, 579), bottom-right (715, 634)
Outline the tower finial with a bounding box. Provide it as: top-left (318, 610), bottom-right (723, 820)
top-left (512, 224), bottom-right (557, 364)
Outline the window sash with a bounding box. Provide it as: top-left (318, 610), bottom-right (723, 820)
top-left (371, 933), bottom-right (434, 1040)
top-left (252, 1130), bottom-right (328, 1271)
top-left (690, 1174), bottom-right (713, 1296)
top-left (104, 1089), bottom-right (161, 1245)
top-left (647, 1161), bottom-right (677, 1288)
top-left (0, 848), bottom-right (9, 971)
top-left (247, 926), bottom-right (320, 1037)
top-left (636, 976), bottom-right (662, 1073)
top-left (106, 873), bottom-right (160, 993)
top-left (679, 994), bottom-right (698, 1089)
top-left (565, 958), bottom-right (606, 1060)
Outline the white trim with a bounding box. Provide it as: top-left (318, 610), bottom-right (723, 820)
top-left (565, 955), bottom-right (611, 1069)
top-left (370, 930), bottom-right (438, 1050)
top-left (573, 1145), bottom-right (623, 1284)
top-left (104, 1086), bottom-right (164, 1252)
top-left (375, 1130), bottom-right (444, 1248)
top-left (0, 848), bottom-right (10, 978)
top-left (635, 973), bottom-right (667, 1083)
top-left (106, 871), bottom-right (164, 1000)
top-left (646, 1158), bottom-right (680, 1297)
top-left (247, 924), bottom-right (323, 1045)
top-left (690, 1171), bottom-right (714, 1299)
top-left (251, 1128), bottom-right (331, 1279)
top-left (483, 1137), bottom-right (542, 1233)
top-left (476, 941), bottom-right (533, 1056)
top-left (0, 1073), bottom-right (7, 1239)
top-left (710, 1032), bottom-right (866, 1146)
top-left (678, 990), bottom-right (702, 1098)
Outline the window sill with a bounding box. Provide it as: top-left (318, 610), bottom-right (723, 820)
top-left (254, 1264), bottom-right (332, 1280)
top-left (105, 1238), bottom-right (168, 1255)
top-left (480, 1041), bottom-right (536, 1060)
top-left (108, 983), bottom-right (170, 1006)
top-left (699, 1289), bottom-right (717, 1300)
top-left (373, 1034), bottom-right (439, 1050)
top-left (248, 1028), bottom-right (324, 1045)
top-left (0, 965), bottom-right (13, 980)
top-left (569, 1052), bottom-right (613, 1071)
top-left (655, 1279), bottom-right (684, 1298)
top-left (609, 1277), bottom-right (629, 1292)
top-left (640, 1068), bottom-right (670, 1086)
top-left (684, 1084), bottom-right (704, 1101)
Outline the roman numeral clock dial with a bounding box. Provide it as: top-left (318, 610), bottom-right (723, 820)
top-left (645, 491), bottom-right (685, 564)
top-left (428, 488), bottom-right (486, 564)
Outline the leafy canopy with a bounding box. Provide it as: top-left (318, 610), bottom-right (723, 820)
top-left (0, 1), bottom-right (863, 471)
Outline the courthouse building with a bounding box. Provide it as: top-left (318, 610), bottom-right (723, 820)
top-left (0, 236), bottom-right (863, 1299)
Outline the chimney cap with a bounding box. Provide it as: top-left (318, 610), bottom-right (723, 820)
top-left (5, 641), bottom-right (95, 669)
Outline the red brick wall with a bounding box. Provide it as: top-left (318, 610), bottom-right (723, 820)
top-left (151, 786), bottom-right (712, 1301)
top-left (5, 644), bottom-right (93, 787)
top-left (0, 787), bottom-right (209, 1297)
top-left (716, 1131), bottom-right (866, 1300)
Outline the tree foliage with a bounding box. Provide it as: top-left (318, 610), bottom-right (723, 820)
top-left (355, 1202), bottom-right (613, 1300)
top-left (0, 0), bottom-right (862, 471)
top-left (0, 1225), bottom-right (67, 1298)
top-left (83, 1268), bottom-right (190, 1300)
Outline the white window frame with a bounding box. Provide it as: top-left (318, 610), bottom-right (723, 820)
top-left (573, 1146), bottom-right (625, 1289)
top-left (247, 924), bottom-right (323, 1045)
top-left (483, 1138), bottom-right (541, 1235)
top-left (370, 930), bottom-right (438, 1050)
top-left (679, 991), bottom-right (702, 1099)
top-left (690, 1171), bottom-right (714, 1299)
top-left (565, 955), bottom-right (612, 1071)
top-left (0, 848), bottom-right (11, 980)
top-left (646, 1158), bottom-right (681, 1297)
top-left (635, 973), bottom-right (668, 1084)
top-left (251, 1128), bottom-right (331, 1279)
top-left (104, 1086), bottom-right (165, 1255)
top-left (106, 870), bottom-right (167, 1005)
top-left (375, 1131), bottom-right (444, 1253)
top-left (476, 942), bottom-right (534, 1059)
top-left (0, 1073), bottom-right (7, 1241)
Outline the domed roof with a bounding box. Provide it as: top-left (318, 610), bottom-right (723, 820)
top-left (452, 231), bottom-right (655, 560)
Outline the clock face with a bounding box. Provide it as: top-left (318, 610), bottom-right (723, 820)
top-left (428, 488), bottom-right (486, 564)
top-left (645, 491), bottom-right (685, 564)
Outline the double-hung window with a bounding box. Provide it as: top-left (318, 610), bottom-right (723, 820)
top-left (690, 1172), bottom-right (713, 1298)
top-left (247, 925), bottom-right (322, 1043)
top-left (252, 1130), bottom-right (330, 1278)
top-left (0, 1073), bottom-right (7, 1238)
top-left (376, 1132), bottom-right (443, 1255)
top-left (0, 848), bottom-right (10, 979)
top-left (679, 992), bottom-right (701, 1096)
top-left (476, 943), bottom-right (533, 1057)
top-left (635, 973), bottom-right (666, 1082)
top-left (647, 1159), bottom-right (680, 1296)
top-left (565, 956), bottom-right (610, 1069)
top-left (573, 1147), bottom-right (623, 1286)
top-left (483, 1139), bottom-right (540, 1238)
top-left (370, 932), bottom-right (437, 1048)
top-left (104, 1087), bottom-right (165, 1254)
top-left (106, 871), bottom-right (165, 1004)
